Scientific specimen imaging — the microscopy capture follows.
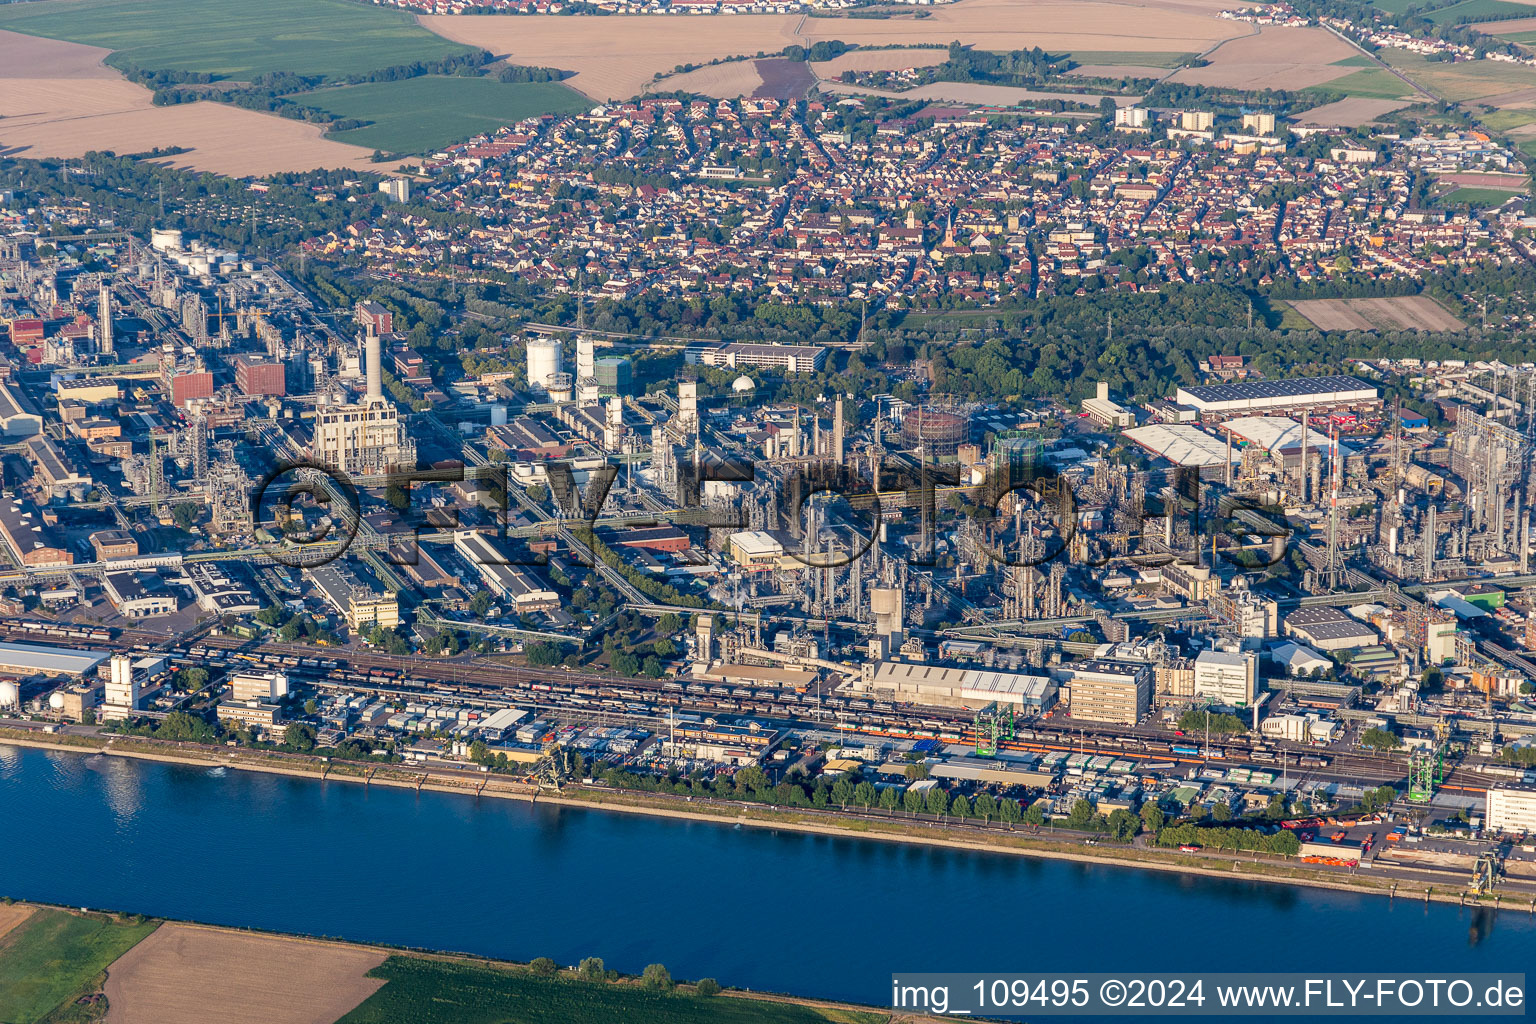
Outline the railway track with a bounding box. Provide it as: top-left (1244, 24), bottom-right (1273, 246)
top-left (0, 619), bottom-right (1505, 795)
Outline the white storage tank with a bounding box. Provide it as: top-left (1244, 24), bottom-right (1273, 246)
top-left (525, 337), bottom-right (563, 392)
top-left (48, 690), bottom-right (65, 711)
top-left (150, 228), bottom-right (183, 252)
top-left (0, 680), bottom-right (19, 708)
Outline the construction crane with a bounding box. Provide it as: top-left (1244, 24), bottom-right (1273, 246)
top-left (1469, 850), bottom-right (1500, 896)
top-left (973, 701), bottom-right (1015, 757)
top-left (1407, 720), bottom-right (1452, 803)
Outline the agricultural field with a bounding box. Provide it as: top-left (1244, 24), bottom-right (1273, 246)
top-left (808, 48), bottom-right (947, 78)
top-left (1289, 296), bottom-right (1468, 332)
top-left (1167, 26), bottom-right (1363, 91)
top-left (0, 32), bottom-right (387, 175)
top-left (1380, 46), bottom-right (1536, 102)
top-left (101, 922), bottom-right (387, 1024)
top-left (310, 77), bottom-right (588, 154)
top-left (658, 61), bottom-right (768, 99)
top-left (1305, 66), bottom-right (1419, 101)
top-left (420, 0), bottom-right (1246, 102)
top-left (0, 0), bottom-right (470, 81)
top-left (338, 955), bottom-right (889, 1024)
top-left (819, 80), bottom-right (1139, 107)
top-left (1298, 96), bottom-right (1417, 126)
top-left (1066, 50), bottom-right (1198, 69)
top-left (0, 908), bottom-right (158, 1024)
top-left (1424, 0), bottom-right (1536, 26)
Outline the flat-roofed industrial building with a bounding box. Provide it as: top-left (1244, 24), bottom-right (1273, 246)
top-left (0, 641), bottom-right (108, 678)
top-left (1061, 661), bottom-right (1151, 725)
top-left (859, 661), bottom-right (1058, 711)
top-left (1176, 376), bottom-right (1379, 421)
top-left (453, 531), bottom-right (559, 611)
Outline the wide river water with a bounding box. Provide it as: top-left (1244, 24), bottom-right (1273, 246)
top-left (2, 744), bottom-right (1534, 1010)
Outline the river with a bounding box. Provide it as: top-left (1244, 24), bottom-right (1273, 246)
top-left (2, 744), bottom-right (1533, 1009)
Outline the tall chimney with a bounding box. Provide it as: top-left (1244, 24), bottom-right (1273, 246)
top-left (365, 326), bottom-right (383, 402)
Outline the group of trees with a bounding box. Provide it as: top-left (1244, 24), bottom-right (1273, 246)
top-left (1156, 822), bottom-right (1303, 856)
top-left (1178, 708), bottom-right (1249, 737)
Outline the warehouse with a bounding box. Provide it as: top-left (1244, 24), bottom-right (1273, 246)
top-left (0, 641), bottom-right (108, 678)
top-left (1283, 607), bottom-right (1378, 651)
top-left (928, 757), bottom-right (1056, 788)
top-left (1175, 376), bottom-right (1379, 421)
top-left (859, 661), bottom-right (1058, 711)
top-left (453, 531), bottom-right (559, 612)
top-left (1219, 416), bottom-right (1354, 469)
top-left (1121, 424), bottom-right (1236, 472)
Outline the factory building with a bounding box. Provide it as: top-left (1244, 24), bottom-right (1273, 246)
top-left (1082, 381), bottom-right (1136, 430)
top-left (1219, 416), bottom-right (1353, 468)
top-left (234, 355), bottom-right (286, 397)
top-left (1486, 788), bottom-right (1536, 836)
top-left (0, 500), bottom-right (72, 567)
top-left (186, 563), bottom-right (261, 616)
top-left (229, 671), bottom-right (290, 702)
top-left (102, 572), bottom-right (176, 618)
top-left (1192, 648), bottom-right (1258, 706)
top-left (1121, 424), bottom-right (1236, 473)
top-left (858, 660), bottom-right (1059, 711)
top-left (1284, 607), bottom-right (1378, 652)
top-left (691, 342), bottom-right (827, 374)
top-left (1061, 661), bottom-right (1151, 725)
top-left (453, 531), bottom-right (560, 612)
top-left (0, 641), bottom-right (108, 678)
top-left (0, 381), bottom-right (43, 437)
top-left (308, 563), bottom-right (400, 632)
top-left (1175, 376), bottom-right (1380, 422)
top-left (311, 328), bottom-right (415, 476)
top-left (25, 437), bottom-right (91, 500)
top-left (728, 530), bottom-right (786, 571)
top-left (89, 530), bottom-right (139, 562)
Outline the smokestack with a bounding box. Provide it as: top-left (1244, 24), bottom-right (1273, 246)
top-left (98, 281), bottom-right (113, 356)
top-left (365, 327), bottom-right (383, 402)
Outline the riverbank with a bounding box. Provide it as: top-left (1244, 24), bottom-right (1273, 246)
top-left (1, 727), bottom-right (1519, 912)
top-left (0, 901), bottom-right (909, 1024)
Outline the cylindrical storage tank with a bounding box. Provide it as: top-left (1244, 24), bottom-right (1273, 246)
top-left (545, 371), bottom-right (573, 402)
top-left (490, 404), bottom-right (508, 427)
top-left (150, 228), bottom-right (183, 251)
top-left (594, 356), bottom-right (631, 397)
top-left (526, 337), bottom-right (563, 391)
top-left (900, 408), bottom-right (968, 456)
top-left (0, 680), bottom-right (19, 708)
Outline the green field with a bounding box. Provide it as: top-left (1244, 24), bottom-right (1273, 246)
top-left (0, 0), bottom-right (471, 81)
top-left (313, 77), bottom-right (589, 154)
top-left (0, 909), bottom-right (158, 1024)
top-left (1496, 29), bottom-right (1536, 42)
top-left (1333, 55), bottom-right (1381, 68)
top-left (1366, 0), bottom-right (1427, 14)
top-left (1440, 185), bottom-right (1528, 206)
top-left (1307, 68), bottom-right (1415, 100)
top-left (1381, 46), bottom-right (1536, 101)
top-left (1424, 0), bottom-right (1534, 24)
top-left (339, 957), bottom-right (887, 1024)
top-left (1066, 51), bottom-right (1197, 69)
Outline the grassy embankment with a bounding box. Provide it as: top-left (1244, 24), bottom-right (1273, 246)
top-left (0, 908), bottom-right (157, 1024)
top-left (0, 903), bottom-right (895, 1024)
